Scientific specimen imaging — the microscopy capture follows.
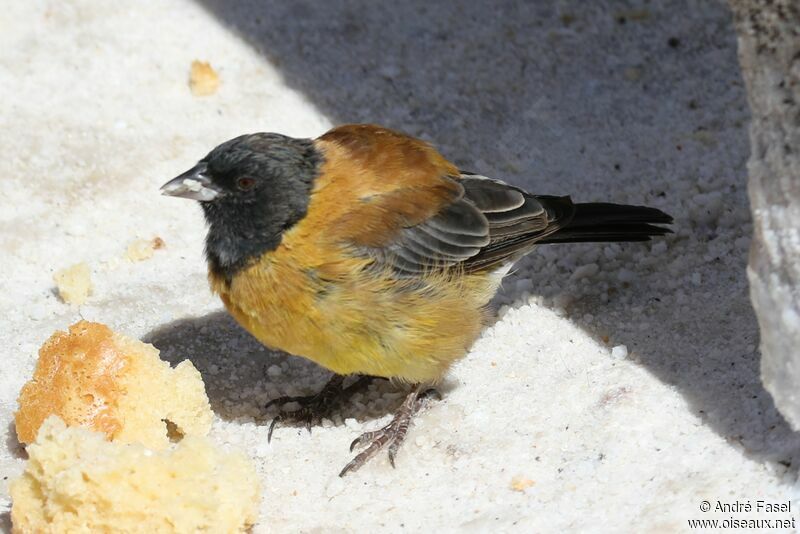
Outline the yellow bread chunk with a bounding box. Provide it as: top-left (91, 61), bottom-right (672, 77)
top-left (15, 321), bottom-right (212, 449)
top-left (125, 236), bottom-right (166, 262)
top-left (189, 60), bottom-right (220, 96)
top-left (510, 476), bottom-right (535, 492)
top-left (11, 417), bottom-right (260, 534)
top-left (53, 262), bottom-right (92, 304)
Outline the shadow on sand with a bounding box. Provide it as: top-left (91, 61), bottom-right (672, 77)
top-left (146, 0), bottom-right (800, 472)
top-left (143, 312), bottom-right (402, 425)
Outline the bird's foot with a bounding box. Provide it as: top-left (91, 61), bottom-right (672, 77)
top-left (266, 374), bottom-right (373, 441)
top-left (339, 386), bottom-right (440, 477)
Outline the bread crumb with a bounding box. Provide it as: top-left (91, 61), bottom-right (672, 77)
top-left (510, 476), bottom-right (535, 492)
top-left (126, 236), bottom-right (166, 262)
top-left (189, 60), bottom-right (220, 96)
top-left (15, 321), bottom-right (212, 449)
top-left (11, 417), bottom-right (260, 533)
top-left (53, 262), bottom-right (92, 304)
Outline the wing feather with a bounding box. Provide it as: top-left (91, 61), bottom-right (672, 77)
top-left (314, 127), bottom-right (574, 276)
top-left (361, 173), bottom-right (572, 275)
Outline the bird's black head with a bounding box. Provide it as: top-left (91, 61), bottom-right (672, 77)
top-left (161, 133), bottom-right (322, 282)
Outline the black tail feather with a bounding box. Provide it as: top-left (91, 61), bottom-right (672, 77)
top-left (537, 201), bottom-right (673, 245)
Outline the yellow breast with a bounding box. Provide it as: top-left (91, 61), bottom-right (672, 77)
top-left (210, 242), bottom-right (496, 383)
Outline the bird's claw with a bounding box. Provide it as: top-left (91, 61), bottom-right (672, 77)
top-left (339, 386), bottom-right (439, 477)
top-left (265, 375), bottom-right (372, 442)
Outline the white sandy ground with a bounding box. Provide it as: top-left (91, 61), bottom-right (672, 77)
top-left (1, 0), bottom-right (799, 532)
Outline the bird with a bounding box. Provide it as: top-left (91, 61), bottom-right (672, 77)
top-left (160, 123), bottom-right (672, 476)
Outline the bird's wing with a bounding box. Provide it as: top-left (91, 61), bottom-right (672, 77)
top-left (375, 174), bottom-right (575, 275)
top-left (309, 125), bottom-right (574, 276)
top-left (454, 174), bottom-right (575, 273)
top-left (312, 125), bottom-right (574, 275)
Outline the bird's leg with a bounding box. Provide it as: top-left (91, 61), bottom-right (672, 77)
top-left (339, 385), bottom-right (440, 477)
top-left (266, 374), bottom-right (374, 441)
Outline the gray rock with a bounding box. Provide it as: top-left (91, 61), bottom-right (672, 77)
top-left (729, 1), bottom-right (800, 429)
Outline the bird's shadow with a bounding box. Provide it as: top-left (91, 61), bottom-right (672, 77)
top-left (143, 312), bottom-right (404, 425)
top-left (176, 0), bottom-right (800, 472)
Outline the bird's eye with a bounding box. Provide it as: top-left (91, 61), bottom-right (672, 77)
top-left (237, 177), bottom-right (256, 191)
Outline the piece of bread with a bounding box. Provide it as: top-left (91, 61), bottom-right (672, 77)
top-left (15, 321), bottom-right (212, 449)
top-left (189, 60), bottom-right (220, 96)
top-left (125, 236), bottom-right (166, 262)
top-left (11, 416), bottom-right (260, 533)
top-left (53, 262), bottom-right (92, 304)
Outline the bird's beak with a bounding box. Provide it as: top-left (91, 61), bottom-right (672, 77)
top-left (160, 163), bottom-right (222, 201)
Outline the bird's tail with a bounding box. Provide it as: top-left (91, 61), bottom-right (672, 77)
top-left (536, 198), bottom-right (673, 244)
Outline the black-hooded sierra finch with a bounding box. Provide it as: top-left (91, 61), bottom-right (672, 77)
top-left (161, 124), bottom-right (672, 476)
